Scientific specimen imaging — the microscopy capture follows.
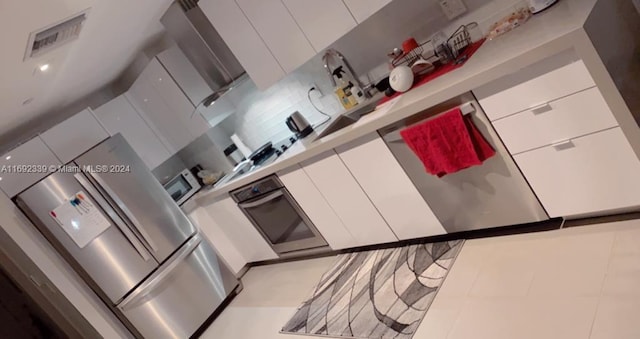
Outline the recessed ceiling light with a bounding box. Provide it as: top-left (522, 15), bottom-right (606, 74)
top-left (5, 156), bottom-right (11, 160)
top-left (0, 177), bottom-right (3, 181)
top-left (39, 64), bottom-right (50, 72)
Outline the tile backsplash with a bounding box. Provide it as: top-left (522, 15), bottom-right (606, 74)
top-left (204, 57), bottom-right (342, 151)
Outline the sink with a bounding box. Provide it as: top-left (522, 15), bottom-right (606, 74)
top-left (314, 100), bottom-right (379, 139)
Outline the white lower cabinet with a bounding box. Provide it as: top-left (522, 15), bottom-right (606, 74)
top-left (336, 133), bottom-right (446, 240)
top-left (514, 127), bottom-right (640, 217)
top-left (300, 150), bottom-right (397, 247)
top-left (187, 207), bottom-right (247, 275)
top-left (202, 195), bottom-right (278, 263)
top-left (278, 165), bottom-right (357, 250)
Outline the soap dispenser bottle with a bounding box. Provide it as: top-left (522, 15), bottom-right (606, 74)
top-left (332, 66), bottom-right (358, 110)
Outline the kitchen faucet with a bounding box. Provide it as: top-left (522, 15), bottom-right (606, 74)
top-left (322, 49), bottom-right (374, 99)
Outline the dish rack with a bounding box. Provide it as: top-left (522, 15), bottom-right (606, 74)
top-left (391, 24), bottom-right (473, 68)
top-left (391, 41), bottom-right (436, 68)
top-left (445, 25), bottom-right (472, 60)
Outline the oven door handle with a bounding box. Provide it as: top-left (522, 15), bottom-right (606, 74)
top-left (239, 191), bottom-right (284, 209)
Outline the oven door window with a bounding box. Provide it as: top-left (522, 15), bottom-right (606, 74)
top-left (165, 175), bottom-right (193, 202)
top-left (240, 190), bottom-right (315, 244)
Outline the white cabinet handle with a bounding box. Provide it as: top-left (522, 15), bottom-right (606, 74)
top-left (530, 103), bottom-right (553, 115)
top-left (552, 139), bottom-right (575, 151)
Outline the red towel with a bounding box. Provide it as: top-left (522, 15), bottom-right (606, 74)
top-left (400, 108), bottom-right (495, 177)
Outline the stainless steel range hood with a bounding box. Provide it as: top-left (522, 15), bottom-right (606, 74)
top-left (161, 0), bottom-right (246, 107)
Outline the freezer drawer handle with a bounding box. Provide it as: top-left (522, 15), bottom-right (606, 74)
top-left (238, 191), bottom-right (284, 209)
top-left (73, 173), bottom-right (152, 262)
top-left (88, 172), bottom-right (159, 252)
top-left (118, 234), bottom-right (202, 310)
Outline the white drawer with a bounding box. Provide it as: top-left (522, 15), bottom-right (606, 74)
top-left (493, 87), bottom-right (618, 155)
top-left (514, 128), bottom-right (640, 218)
top-left (478, 60), bottom-right (596, 121)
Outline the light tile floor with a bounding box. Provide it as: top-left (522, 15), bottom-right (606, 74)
top-left (202, 219), bottom-right (640, 339)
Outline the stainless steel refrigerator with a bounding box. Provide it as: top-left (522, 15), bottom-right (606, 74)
top-left (15, 134), bottom-right (239, 338)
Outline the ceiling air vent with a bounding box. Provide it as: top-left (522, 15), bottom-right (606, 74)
top-left (24, 10), bottom-right (89, 60)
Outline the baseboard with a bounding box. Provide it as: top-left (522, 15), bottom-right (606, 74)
top-left (249, 218), bottom-right (563, 268)
top-left (563, 211), bottom-right (640, 228)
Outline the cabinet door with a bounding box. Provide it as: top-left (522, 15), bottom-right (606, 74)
top-left (278, 165), bottom-right (356, 250)
top-left (492, 87), bottom-right (617, 155)
top-left (236, 0), bottom-right (316, 73)
top-left (93, 95), bottom-right (171, 169)
top-left (514, 128), bottom-right (640, 218)
top-left (301, 151), bottom-right (397, 246)
top-left (200, 0), bottom-right (285, 90)
top-left (203, 195), bottom-right (278, 262)
top-left (343, 0), bottom-right (391, 23)
top-left (126, 65), bottom-right (192, 154)
top-left (336, 133), bottom-right (446, 240)
top-left (476, 60), bottom-right (595, 121)
top-left (0, 137), bottom-right (62, 197)
top-left (144, 59), bottom-right (210, 140)
top-left (187, 207), bottom-right (246, 274)
top-left (283, 0), bottom-right (357, 51)
top-left (39, 109), bottom-right (109, 164)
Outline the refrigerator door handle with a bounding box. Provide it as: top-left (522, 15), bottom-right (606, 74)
top-left (87, 172), bottom-right (159, 252)
top-left (118, 234), bottom-right (202, 310)
top-left (73, 174), bottom-right (153, 262)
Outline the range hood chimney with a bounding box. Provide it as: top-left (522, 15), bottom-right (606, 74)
top-left (161, 0), bottom-right (246, 106)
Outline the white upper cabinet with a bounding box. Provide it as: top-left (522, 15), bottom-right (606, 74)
top-left (93, 95), bottom-right (172, 170)
top-left (126, 58), bottom-right (209, 154)
top-left (0, 137), bottom-right (62, 197)
top-left (236, 0), bottom-right (315, 73)
top-left (199, 0), bottom-right (286, 90)
top-left (336, 133), bottom-right (446, 240)
top-left (144, 59), bottom-right (210, 140)
top-left (301, 150), bottom-right (397, 247)
top-left (40, 109), bottom-right (109, 164)
top-left (282, 0), bottom-right (357, 51)
top-left (343, 0), bottom-right (392, 23)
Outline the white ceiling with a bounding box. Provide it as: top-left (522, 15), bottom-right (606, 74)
top-left (0, 0), bottom-right (173, 141)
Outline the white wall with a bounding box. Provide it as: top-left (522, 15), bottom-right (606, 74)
top-left (0, 193), bottom-right (131, 338)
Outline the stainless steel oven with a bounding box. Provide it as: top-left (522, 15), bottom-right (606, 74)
top-left (231, 175), bottom-right (328, 254)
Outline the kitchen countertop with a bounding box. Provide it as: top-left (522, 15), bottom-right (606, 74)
top-left (194, 0), bottom-right (599, 206)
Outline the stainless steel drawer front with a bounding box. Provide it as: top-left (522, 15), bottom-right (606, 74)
top-left (118, 234), bottom-right (239, 338)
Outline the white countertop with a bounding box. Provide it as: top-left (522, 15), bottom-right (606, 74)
top-left (194, 0), bottom-right (598, 206)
